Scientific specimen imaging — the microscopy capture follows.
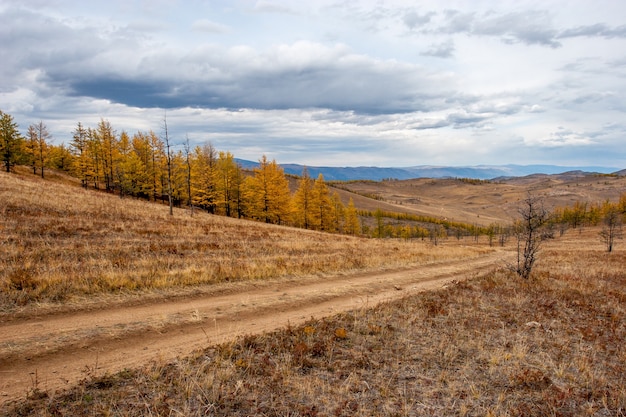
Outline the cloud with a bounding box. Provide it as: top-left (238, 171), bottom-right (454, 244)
top-left (429, 8), bottom-right (626, 49)
top-left (558, 23), bottom-right (626, 39)
top-left (525, 104), bottom-right (545, 113)
top-left (253, 1), bottom-right (297, 14)
top-left (446, 111), bottom-right (491, 129)
top-left (191, 19), bottom-right (230, 34)
top-left (403, 10), bottom-right (435, 29)
top-left (421, 39), bottom-right (455, 58)
top-left (439, 9), bottom-right (561, 48)
top-left (57, 39), bottom-right (456, 114)
top-left (540, 127), bottom-right (594, 147)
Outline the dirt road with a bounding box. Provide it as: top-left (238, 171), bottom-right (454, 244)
top-left (0, 251), bottom-right (510, 403)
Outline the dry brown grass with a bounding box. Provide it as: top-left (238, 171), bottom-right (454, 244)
top-left (334, 174), bottom-right (626, 226)
top-left (0, 171), bottom-right (487, 314)
top-left (4, 228), bottom-right (624, 416)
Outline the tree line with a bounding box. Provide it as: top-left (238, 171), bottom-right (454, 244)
top-left (0, 110), bottom-right (363, 234)
top-left (551, 197), bottom-right (625, 252)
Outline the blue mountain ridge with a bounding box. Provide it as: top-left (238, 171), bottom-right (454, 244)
top-left (235, 160), bottom-right (622, 181)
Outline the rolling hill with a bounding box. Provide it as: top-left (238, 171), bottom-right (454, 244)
top-left (328, 171), bottom-right (626, 226)
top-left (237, 159), bottom-right (623, 181)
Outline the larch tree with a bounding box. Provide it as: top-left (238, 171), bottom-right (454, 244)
top-left (191, 143), bottom-right (218, 213)
top-left (70, 123), bottom-right (90, 187)
top-left (148, 131), bottom-right (165, 201)
top-left (170, 150), bottom-right (188, 208)
top-left (29, 121), bottom-right (51, 178)
top-left (344, 197), bottom-right (361, 235)
top-left (329, 191), bottom-right (345, 233)
top-left (0, 110), bottom-right (24, 173)
top-left (96, 119), bottom-right (117, 192)
top-left (292, 167), bottom-right (314, 229)
top-left (599, 201), bottom-right (623, 253)
top-left (25, 124), bottom-right (38, 175)
top-left (47, 143), bottom-right (72, 172)
top-left (619, 193), bottom-right (626, 215)
top-left (85, 127), bottom-right (103, 188)
top-left (311, 173), bottom-right (332, 231)
top-left (244, 155), bottom-right (292, 224)
top-left (215, 151), bottom-right (241, 217)
top-left (130, 131), bottom-right (157, 199)
top-left (116, 131), bottom-right (146, 197)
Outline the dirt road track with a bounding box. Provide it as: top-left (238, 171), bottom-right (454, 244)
top-left (0, 251), bottom-right (511, 404)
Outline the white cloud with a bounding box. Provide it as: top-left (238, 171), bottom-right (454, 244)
top-left (421, 39), bottom-right (455, 58)
top-left (191, 19), bottom-right (230, 34)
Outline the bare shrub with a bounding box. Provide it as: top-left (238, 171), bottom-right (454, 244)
top-left (513, 194), bottom-right (551, 279)
top-left (600, 206), bottom-right (623, 252)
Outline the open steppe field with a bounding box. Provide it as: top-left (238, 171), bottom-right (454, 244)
top-left (1, 170), bottom-right (624, 416)
top-left (2, 227), bottom-right (624, 416)
top-left (333, 173), bottom-right (626, 226)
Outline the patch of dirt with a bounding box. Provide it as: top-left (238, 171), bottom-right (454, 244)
top-left (0, 250), bottom-right (512, 403)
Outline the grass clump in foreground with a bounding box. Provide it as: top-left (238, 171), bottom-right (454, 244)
top-left (4, 233), bottom-right (624, 416)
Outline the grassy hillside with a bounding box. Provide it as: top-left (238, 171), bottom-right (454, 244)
top-left (0, 170), bottom-right (489, 313)
top-left (332, 173), bottom-right (626, 226)
top-left (3, 229), bottom-right (624, 416)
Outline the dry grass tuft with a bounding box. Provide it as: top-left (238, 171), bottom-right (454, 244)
top-left (4, 230), bottom-right (624, 416)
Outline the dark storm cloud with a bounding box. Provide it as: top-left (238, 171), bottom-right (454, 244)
top-left (58, 43), bottom-right (455, 115)
top-left (65, 62), bottom-right (446, 114)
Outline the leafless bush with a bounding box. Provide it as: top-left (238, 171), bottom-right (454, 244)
top-left (513, 194), bottom-right (551, 279)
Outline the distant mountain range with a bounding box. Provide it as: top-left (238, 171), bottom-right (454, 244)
top-left (236, 160), bottom-right (623, 181)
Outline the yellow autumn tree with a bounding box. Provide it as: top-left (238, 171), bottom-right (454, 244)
top-left (95, 119), bottom-right (118, 192)
top-left (191, 143), bottom-right (218, 213)
top-left (292, 167), bottom-right (314, 229)
top-left (70, 122), bottom-right (91, 187)
top-left (130, 131), bottom-right (160, 200)
top-left (215, 151), bottom-right (242, 217)
top-left (344, 197), bottom-right (361, 235)
top-left (26, 121), bottom-right (51, 178)
top-left (328, 191), bottom-right (345, 233)
top-left (170, 150), bottom-right (188, 207)
top-left (311, 173), bottom-right (332, 231)
top-left (244, 155), bottom-right (292, 224)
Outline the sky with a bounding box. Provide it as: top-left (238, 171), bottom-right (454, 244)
top-left (1, 0), bottom-right (625, 169)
